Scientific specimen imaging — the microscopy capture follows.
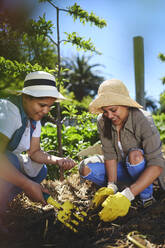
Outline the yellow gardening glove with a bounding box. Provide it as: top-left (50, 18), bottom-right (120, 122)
top-left (99, 188), bottom-right (134, 222)
top-left (92, 183), bottom-right (118, 208)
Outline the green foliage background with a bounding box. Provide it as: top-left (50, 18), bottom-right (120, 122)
top-left (153, 114), bottom-right (165, 143)
top-left (40, 111), bottom-right (98, 180)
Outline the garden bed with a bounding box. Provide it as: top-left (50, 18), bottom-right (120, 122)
top-left (1, 173), bottom-right (165, 248)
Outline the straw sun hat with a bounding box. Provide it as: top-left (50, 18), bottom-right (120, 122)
top-left (18, 71), bottom-right (66, 101)
top-left (89, 79), bottom-right (142, 114)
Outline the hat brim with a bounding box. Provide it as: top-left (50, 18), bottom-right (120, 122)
top-left (89, 93), bottom-right (143, 114)
top-left (17, 85), bottom-right (67, 101)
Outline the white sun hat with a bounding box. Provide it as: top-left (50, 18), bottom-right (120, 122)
top-left (18, 71), bottom-right (66, 101)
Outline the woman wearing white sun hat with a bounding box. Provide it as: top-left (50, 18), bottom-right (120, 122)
top-left (0, 71), bottom-right (76, 234)
top-left (79, 79), bottom-right (165, 222)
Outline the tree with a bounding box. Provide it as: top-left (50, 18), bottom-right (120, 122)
top-left (38, 0), bottom-right (107, 180)
top-left (22, 15), bottom-right (58, 68)
top-left (63, 55), bottom-right (104, 101)
top-left (0, 11), bottom-right (58, 93)
top-left (0, 11), bottom-right (58, 68)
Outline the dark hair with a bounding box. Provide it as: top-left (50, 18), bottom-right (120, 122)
top-left (103, 115), bottom-right (112, 139)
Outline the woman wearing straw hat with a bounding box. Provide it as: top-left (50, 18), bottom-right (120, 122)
top-left (79, 79), bottom-right (165, 222)
top-left (0, 71), bottom-right (76, 234)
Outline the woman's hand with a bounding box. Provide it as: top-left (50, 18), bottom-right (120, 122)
top-left (22, 180), bottom-right (49, 205)
top-left (57, 158), bottom-right (76, 170)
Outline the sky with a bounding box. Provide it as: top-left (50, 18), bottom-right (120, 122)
top-left (10, 0), bottom-right (165, 106)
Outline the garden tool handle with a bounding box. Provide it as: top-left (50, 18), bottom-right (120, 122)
top-left (43, 192), bottom-right (61, 209)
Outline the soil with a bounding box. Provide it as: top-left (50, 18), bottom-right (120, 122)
top-left (1, 173), bottom-right (165, 248)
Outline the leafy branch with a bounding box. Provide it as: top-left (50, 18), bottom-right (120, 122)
top-left (64, 32), bottom-right (101, 54)
top-left (38, 0), bottom-right (107, 53)
top-left (67, 3), bottom-right (107, 28)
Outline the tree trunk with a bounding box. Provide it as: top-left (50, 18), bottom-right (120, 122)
top-left (56, 7), bottom-right (64, 181)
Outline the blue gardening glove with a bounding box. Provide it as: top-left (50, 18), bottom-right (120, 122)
top-left (92, 183), bottom-right (118, 208)
top-left (99, 188), bottom-right (135, 222)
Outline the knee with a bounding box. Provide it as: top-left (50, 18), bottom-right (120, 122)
top-left (128, 149), bottom-right (144, 165)
top-left (79, 159), bottom-right (91, 177)
top-left (80, 165), bottom-right (91, 177)
top-left (79, 155), bottom-right (104, 177)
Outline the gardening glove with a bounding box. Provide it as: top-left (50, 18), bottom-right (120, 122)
top-left (99, 187), bottom-right (135, 222)
top-left (92, 183), bottom-right (118, 208)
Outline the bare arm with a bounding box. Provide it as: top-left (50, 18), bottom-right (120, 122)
top-left (130, 165), bottom-right (163, 197)
top-left (28, 137), bottom-right (76, 170)
top-left (105, 159), bottom-right (117, 183)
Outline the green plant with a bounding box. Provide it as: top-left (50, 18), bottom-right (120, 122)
top-left (40, 111), bottom-right (98, 180)
top-left (153, 113), bottom-right (165, 143)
